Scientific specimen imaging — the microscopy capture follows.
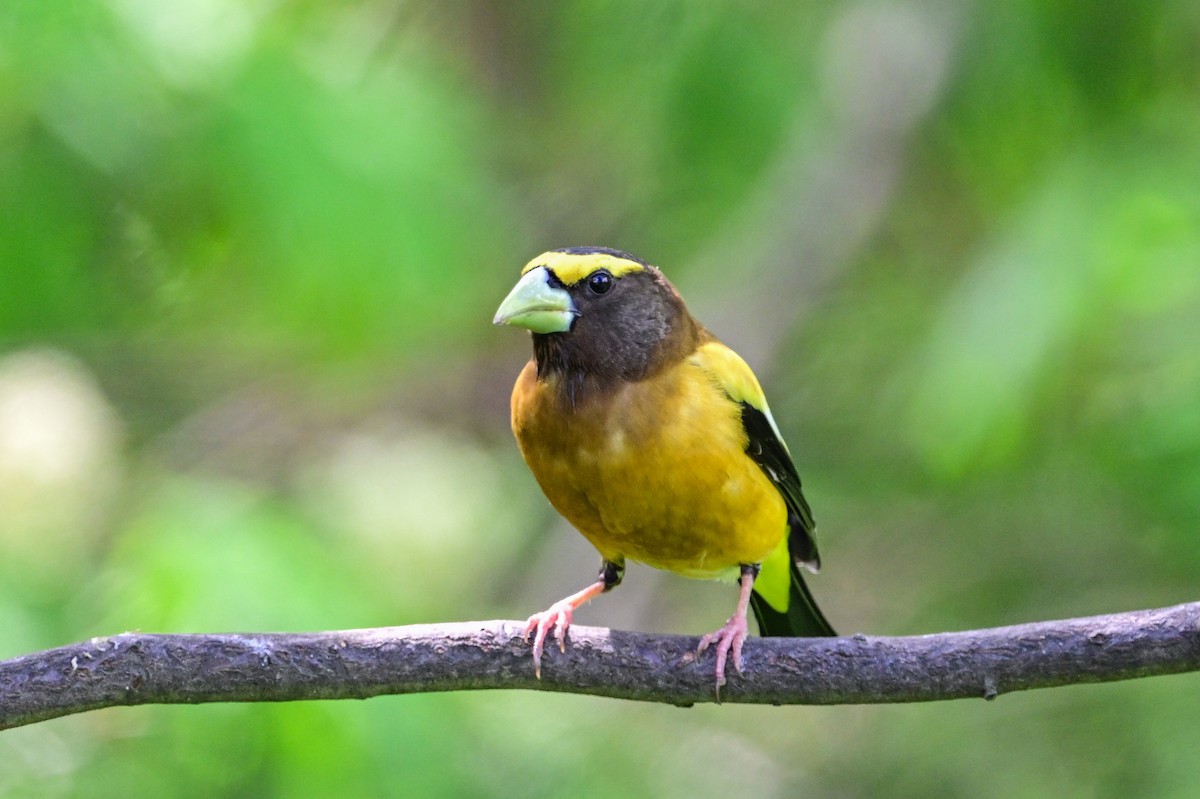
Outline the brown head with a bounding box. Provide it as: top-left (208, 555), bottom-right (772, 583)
top-left (494, 247), bottom-right (702, 391)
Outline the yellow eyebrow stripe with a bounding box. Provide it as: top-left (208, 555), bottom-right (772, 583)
top-left (521, 250), bottom-right (646, 285)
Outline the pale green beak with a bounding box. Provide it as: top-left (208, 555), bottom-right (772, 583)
top-left (493, 266), bottom-right (577, 334)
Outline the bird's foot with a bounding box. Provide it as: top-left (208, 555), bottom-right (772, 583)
top-left (522, 600), bottom-right (577, 679)
top-left (696, 612), bottom-right (749, 694)
top-left (519, 578), bottom-right (609, 679)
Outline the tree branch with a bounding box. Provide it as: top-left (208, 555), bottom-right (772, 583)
top-left (2, 601), bottom-right (1198, 730)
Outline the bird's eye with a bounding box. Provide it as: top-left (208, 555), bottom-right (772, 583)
top-left (587, 270), bottom-right (613, 295)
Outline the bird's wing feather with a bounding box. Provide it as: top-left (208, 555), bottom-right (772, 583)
top-left (689, 341), bottom-right (820, 571)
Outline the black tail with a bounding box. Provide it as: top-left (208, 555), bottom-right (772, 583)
top-left (750, 561), bottom-right (836, 637)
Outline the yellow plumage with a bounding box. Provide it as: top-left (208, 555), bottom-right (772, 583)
top-left (511, 339), bottom-right (790, 607)
top-left (495, 246), bottom-right (833, 688)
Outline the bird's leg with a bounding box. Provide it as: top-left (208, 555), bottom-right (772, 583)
top-left (523, 581), bottom-right (604, 678)
top-left (524, 559), bottom-right (624, 678)
top-left (697, 564), bottom-right (759, 693)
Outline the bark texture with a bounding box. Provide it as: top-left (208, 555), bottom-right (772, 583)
top-left (2, 602), bottom-right (1199, 729)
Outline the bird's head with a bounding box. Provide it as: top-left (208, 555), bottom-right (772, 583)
top-left (494, 246), bottom-right (698, 382)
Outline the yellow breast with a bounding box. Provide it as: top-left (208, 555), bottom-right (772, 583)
top-left (511, 357), bottom-right (788, 578)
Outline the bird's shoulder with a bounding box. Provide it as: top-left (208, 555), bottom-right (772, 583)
top-left (685, 337), bottom-right (772, 419)
top-left (687, 337), bottom-right (820, 569)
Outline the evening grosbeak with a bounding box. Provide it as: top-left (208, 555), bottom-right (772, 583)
top-left (494, 246), bottom-right (835, 689)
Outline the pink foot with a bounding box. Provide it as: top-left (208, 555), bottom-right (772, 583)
top-left (523, 600), bottom-right (577, 678)
top-left (696, 613), bottom-right (750, 693)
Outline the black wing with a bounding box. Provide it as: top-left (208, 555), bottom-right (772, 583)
top-left (740, 402), bottom-right (820, 571)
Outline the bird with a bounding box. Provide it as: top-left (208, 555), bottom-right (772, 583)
top-left (493, 246), bottom-right (835, 690)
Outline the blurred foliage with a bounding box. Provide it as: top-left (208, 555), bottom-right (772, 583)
top-left (2, 1), bottom-right (1199, 797)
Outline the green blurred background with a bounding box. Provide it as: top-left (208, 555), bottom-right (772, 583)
top-left (2, 1), bottom-right (1199, 796)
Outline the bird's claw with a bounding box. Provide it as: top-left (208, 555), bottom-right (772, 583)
top-left (522, 601), bottom-right (576, 678)
top-left (696, 613), bottom-right (749, 696)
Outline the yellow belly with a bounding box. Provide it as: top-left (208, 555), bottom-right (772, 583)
top-left (511, 359), bottom-right (787, 578)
